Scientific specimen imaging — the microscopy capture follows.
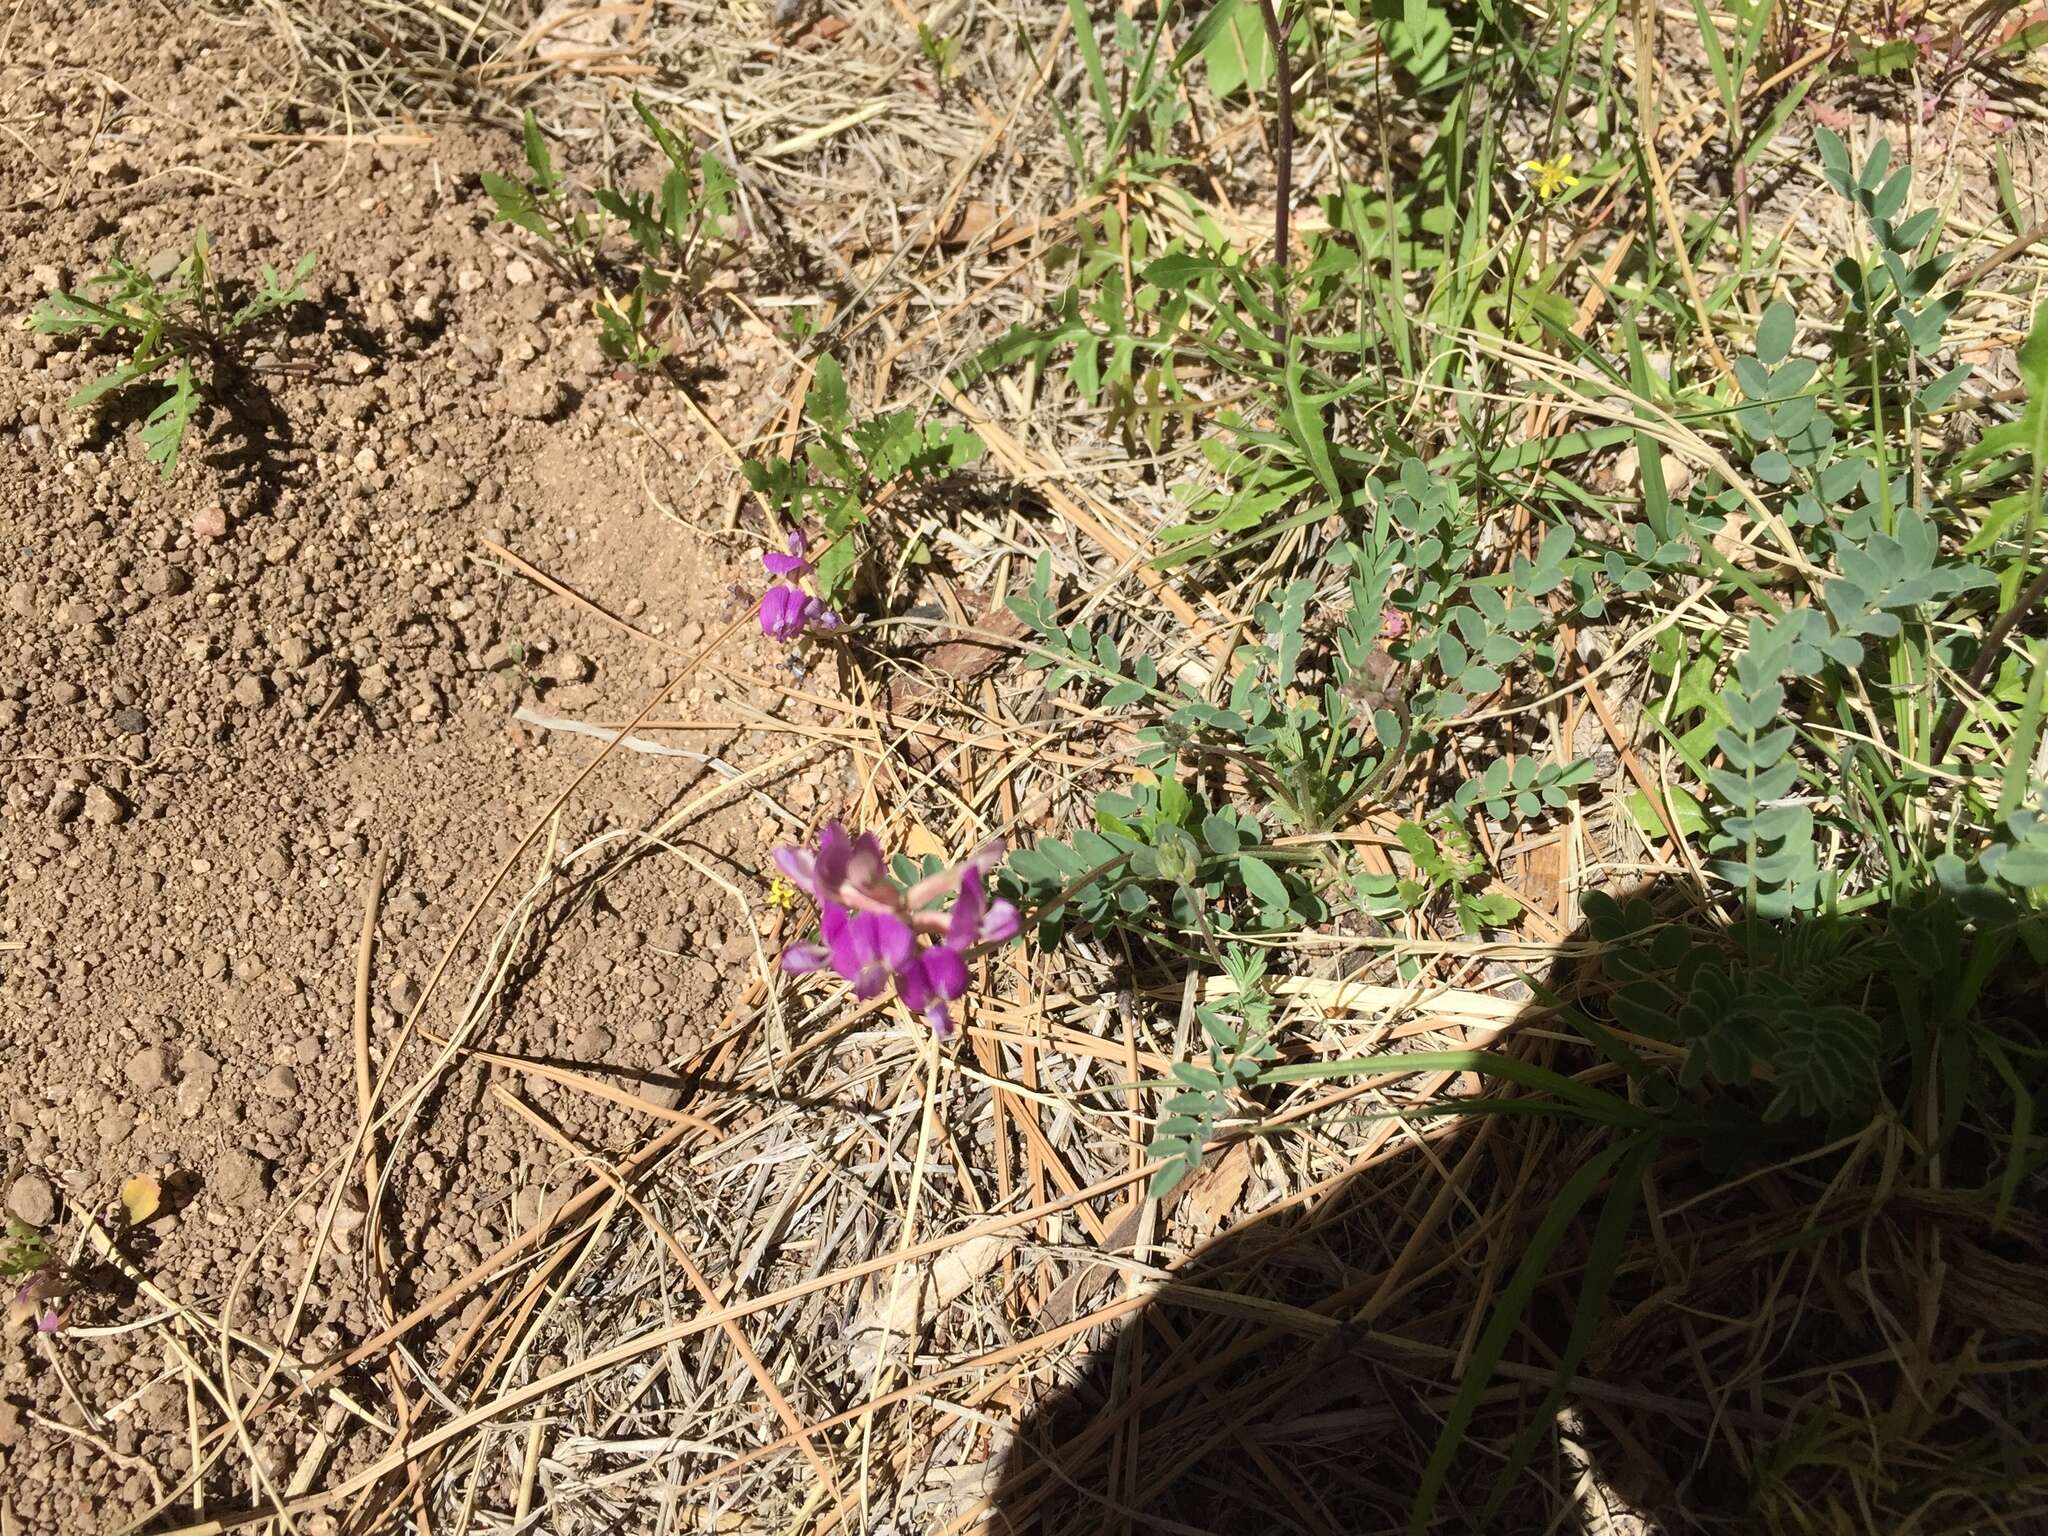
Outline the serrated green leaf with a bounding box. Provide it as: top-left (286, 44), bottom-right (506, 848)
top-left (65, 353), bottom-right (165, 410)
top-left (137, 365), bottom-right (201, 479)
top-left (808, 353), bottom-right (851, 436)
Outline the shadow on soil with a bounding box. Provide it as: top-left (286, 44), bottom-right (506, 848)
top-left (986, 879), bottom-right (2048, 1534)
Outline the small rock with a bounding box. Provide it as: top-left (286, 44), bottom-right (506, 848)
top-left (455, 267), bottom-right (486, 294)
top-left (547, 652), bottom-right (593, 685)
top-left (113, 707), bottom-right (149, 736)
top-left (505, 258), bottom-right (535, 286)
top-left (570, 1025), bottom-right (614, 1060)
top-left (258, 1064), bottom-right (300, 1099)
top-left (53, 681), bottom-right (83, 705)
top-left (47, 788), bottom-right (83, 825)
top-left (504, 373), bottom-right (567, 421)
top-left (386, 974), bottom-right (421, 1014)
top-left (212, 1151), bottom-right (269, 1206)
top-left (82, 786), bottom-right (127, 826)
top-left (263, 537), bottom-right (297, 565)
top-left (142, 565), bottom-right (190, 597)
top-left (174, 1076), bottom-right (211, 1118)
top-left (232, 674), bottom-right (270, 708)
top-left (124, 1046), bottom-right (169, 1091)
top-left (6, 1173), bottom-right (56, 1227)
top-left (481, 640), bottom-right (523, 671)
top-left (191, 505), bottom-right (230, 541)
top-left (85, 151), bottom-right (139, 184)
top-left (636, 1078), bottom-right (683, 1111)
top-left (4, 581), bottom-right (32, 617)
top-left (57, 600), bottom-right (98, 628)
top-left (278, 636), bottom-right (314, 669)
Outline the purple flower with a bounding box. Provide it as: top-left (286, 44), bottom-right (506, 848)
top-left (832, 906), bottom-right (915, 998)
top-left (900, 946), bottom-right (969, 1036)
top-left (949, 867), bottom-right (1021, 949)
top-left (756, 527), bottom-right (840, 644)
top-left (762, 528), bottom-right (812, 578)
top-left (759, 583), bottom-right (839, 643)
top-left (7, 1272), bottom-right (67, 1336)
top-left (774, 824), bottom-right (1020, 1038)
top-left (775, 823), bottom-right (889, 909)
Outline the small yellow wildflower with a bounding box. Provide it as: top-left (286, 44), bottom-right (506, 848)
top-left (765, 874), bottom-right (800, 911)
top-left (1520, 153), bottom-right (1579, 201)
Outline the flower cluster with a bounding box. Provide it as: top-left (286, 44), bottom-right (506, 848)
top-left (759, 529), bottom-right (840, 644)
top-left (6, 1270), bottom-right (66, 1335)
top-left (775, 824), bottom-right (1020, 1037)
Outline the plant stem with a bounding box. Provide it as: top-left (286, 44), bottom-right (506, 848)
top-left (1929, 561), bottom-right (2048, 764)
top-left (1253, 0), bottom-right (1293, 342)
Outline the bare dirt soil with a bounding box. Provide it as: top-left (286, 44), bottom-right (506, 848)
top-left (0, 6), bottom-right (848, 1526)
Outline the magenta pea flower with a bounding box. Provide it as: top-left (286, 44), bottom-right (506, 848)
top-left (7, 1272), bottom-right (67, 1335)
top-left (776, 823), bottom-right (1020, 1037)
top-left (757, 526), bottom-right (841, 643)
top-left (762, 528), bottom-right (813, 577)
top-left (759, 583), bottom-right (839, 643)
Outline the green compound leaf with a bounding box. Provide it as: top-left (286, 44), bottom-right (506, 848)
top-left (139, 364), bottom-right (200, 480)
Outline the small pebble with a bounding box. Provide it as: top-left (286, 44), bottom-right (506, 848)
top-left (5, 1173), bottom-right (56, 1227)
top-left (124, 1046), bottom-right (169, 1091)
top-left (83, 786), bottom-right (127, 826)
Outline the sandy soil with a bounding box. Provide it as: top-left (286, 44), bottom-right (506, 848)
top-left (0, 5), bottom-right (845, 1526)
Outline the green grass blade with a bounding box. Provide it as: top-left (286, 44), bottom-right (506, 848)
top-left (1068, 0), bottom-right (1116, 148)
top-left (1262, 1048), bottom-right (1653, 1127)
top-left (1976, 1035), bottom-right (2036, 1231)
top-left (1407, 1132), bottom-right (1646, 1534)
top-left (1478, 1134), bottom-right (1656, 1524)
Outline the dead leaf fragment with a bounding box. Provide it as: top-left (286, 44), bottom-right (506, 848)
top-left (119, 1175), bottom-right (161, 1226)
top-left (847, 1235), bottom-right (1010, 1371)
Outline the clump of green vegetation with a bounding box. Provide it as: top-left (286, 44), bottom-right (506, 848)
top-left (950, 3), bottom-right (2048, 1527)
top-left (741, 354), bottom-right (985, 610)
top-left (482, 97), bottom-right (736, 370)
top-left (29, 227), bottom-right (315, 478)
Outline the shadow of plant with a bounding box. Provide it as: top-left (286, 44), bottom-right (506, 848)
top-left (987, 879), bottom-right (2048, 1534)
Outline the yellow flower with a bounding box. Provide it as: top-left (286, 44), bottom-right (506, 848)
top-left (1521, 153), bottom-right (1579, 201)
top-left (765, 874), bottom-right (800, 911)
